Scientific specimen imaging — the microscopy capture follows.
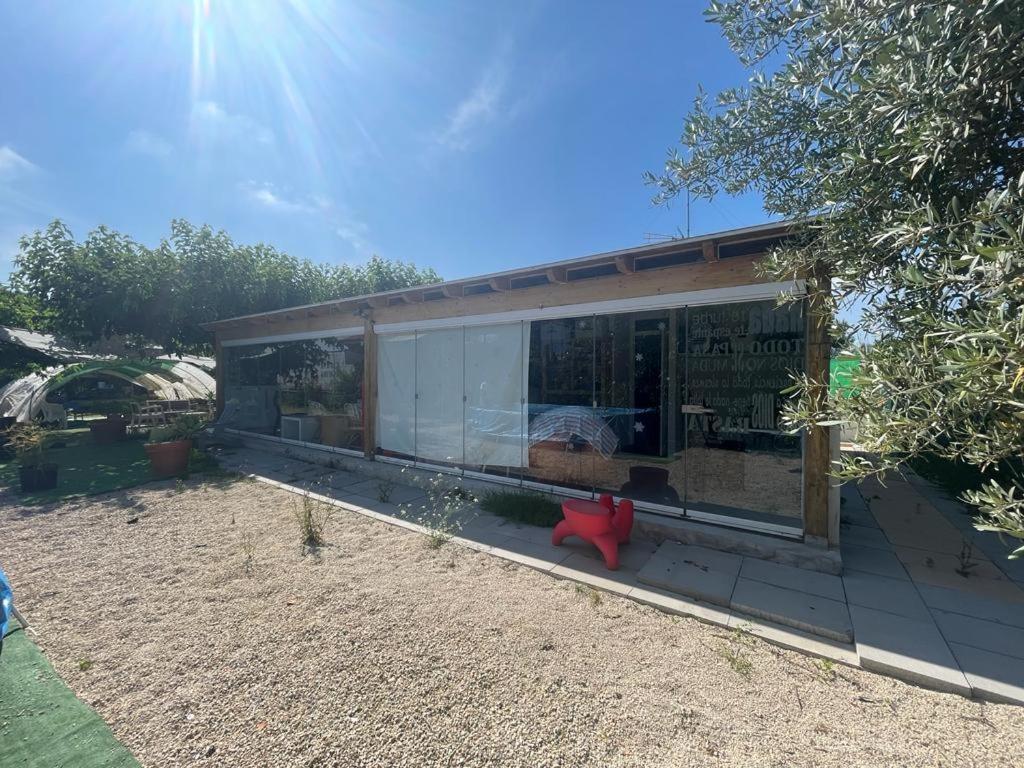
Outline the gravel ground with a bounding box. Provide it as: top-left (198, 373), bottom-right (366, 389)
top-left (2, 477), bottom-right (1022, 768)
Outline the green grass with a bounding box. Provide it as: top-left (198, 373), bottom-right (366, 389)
top-left (479, 490), bottom-right (563, 527)
top-left (0, 619), bottom-right (140, 768)
top-left (1, 427), bottom-right (228, 505)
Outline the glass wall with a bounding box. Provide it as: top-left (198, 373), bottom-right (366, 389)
top-left (373, 297), bottom-right (806, 532)
top-left (221, 335), bottom-right (365, 451)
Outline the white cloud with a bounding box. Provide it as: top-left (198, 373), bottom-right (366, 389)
top-left (124, 130), bottom-right (173, 157)
top-left (241, 181), bottom-right (372, 254)
top-left (240, 181), bottom-right (315, 214)
top-left (434, 63), bottom-right (507, 152)
top-left (191, 100), bottom-right (274, 145)
top-left (0, 146), bottom-right (38, 179)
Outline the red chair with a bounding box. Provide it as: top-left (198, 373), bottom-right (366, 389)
top-left (552, 494), bottom-right (635, 570)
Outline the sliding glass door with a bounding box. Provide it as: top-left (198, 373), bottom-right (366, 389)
top-left (372, 296), bottom-right (806, 533)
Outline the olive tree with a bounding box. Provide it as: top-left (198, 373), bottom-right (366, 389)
top-left (648, 0), bottom-right (1023, 555)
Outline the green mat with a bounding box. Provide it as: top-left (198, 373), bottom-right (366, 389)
top-left (0, 621), bottom-right (140, 768)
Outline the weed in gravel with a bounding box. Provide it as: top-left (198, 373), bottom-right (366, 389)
top-left (816, 657), bottom-right (836, 682)
top-left (574, 583), bottom-right (603, 607)
top-left (293, 491), bottom-right (334, 554)
top-left (716, 626), bottom-right (755, 679)
top-left (78, 659), bottom-right (94, 672)
top-left (240, 532), bottom-right (257, 576)
top-left (400, 471), bottom-right (475, 550)
top-left (175, 478), bottom-right (186, 493)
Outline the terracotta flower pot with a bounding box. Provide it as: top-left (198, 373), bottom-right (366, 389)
top-left (19, 463), bottom-right (59, 492)
top-left (144, 439), bottom-right (193, 478)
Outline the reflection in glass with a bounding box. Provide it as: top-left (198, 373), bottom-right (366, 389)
top-left (377, 333), bottom-right (416, 459)
top-left (593, 310), bottom-right (684, 507)
top-left (524, 316), bottom-right (596, 492)
top-left (683, 300), bottom-right (805, 525)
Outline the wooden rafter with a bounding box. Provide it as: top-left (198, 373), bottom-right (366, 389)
top-left (702, 240), bottom-right (719, 263)
top-left (614, 255), bottom-right (635, 274)
top-left (488, 276), bottom-right (511, 292)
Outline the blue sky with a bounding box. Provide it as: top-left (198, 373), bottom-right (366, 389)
top-left (0, 0), bottom-right (770, 284)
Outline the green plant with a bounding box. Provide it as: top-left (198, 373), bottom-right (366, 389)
top-left (479, 491), bottom-right (563, 527)
top-left (648, 0), bottom-right (1024, 557)
top-left (574, 583), bottom-right (603, 607)
top-left (293, 491), bottom-right (333, 553)
top-left (400, 472), bottom-right (475, 550)
top-left (148, 414), bottom-right (207, 444)
top-left (4, 425), bottom-right (48, 467)
top-left (240, 532), bottom-right (257, 576)
top-left (78, 659), bottom-right (94, 672)
top-left (816, 658), bottom-right (836, 683)
top-left (956, 540), bottom-right (979, 578)
top-left (716, 627), bottom-right (754, 679)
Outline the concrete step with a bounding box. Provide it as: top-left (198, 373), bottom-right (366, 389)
top-left (636, 542), bottom-right (742, 607)
top-left (730, 577), bottom-right (853, 643)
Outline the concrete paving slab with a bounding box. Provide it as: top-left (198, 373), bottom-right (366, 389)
top-left (841, 544), bottom-right (909, 580)
top-left (550, 553), bottom-right (640, 597)
top-left (947, 642), bottom-right (1024, 705)
top-left (895, 547), bottom-right (1024, 602)
top-left (495, 520), bottom-right (559, 547)
top-left (915, 583), bottom-right (1024, 628)
top-left (345, 479), bottom-right (427, 506)
top-left (636, 542), bottom-right (742, 607)
top-left (730, 577), bottom-right (853, 642)
top-left (727, 613), bottom-right (859, 667)
top-left (840, 523), bottom-right (893, 551)
top-left (840, 507), bottom-right (879, 529)
top-left (489, 535), bottom-right (571, 573)
top-left (842, 569), bottom-right (932, 622)
top-left (931, 609), bottom-right (1024, 660)
top-left (849, 604), bottom-right (971, 696)
top-left (627, 583), bottom-right (734, 627)
top-left (561, 537), bottom-right (659, 572)
top-left (739, 557), bottom-right (846, 602)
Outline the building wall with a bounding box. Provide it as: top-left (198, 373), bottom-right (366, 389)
top-left (211, 252), bottom-right (832, 544)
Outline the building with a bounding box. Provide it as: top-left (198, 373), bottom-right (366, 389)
top-left (204, 221), bottom-right (835, 549)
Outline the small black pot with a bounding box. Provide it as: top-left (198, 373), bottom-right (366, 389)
top-left (19, 463), bottom-right (59, 492)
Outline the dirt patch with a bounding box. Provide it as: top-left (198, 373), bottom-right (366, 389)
top-left (2, 479), bottom-right (1020, 767)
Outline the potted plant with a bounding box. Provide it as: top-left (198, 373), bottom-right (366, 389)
top-left (6, 425), bottom-right (59, 492)
top-left (144, 414), bottom-right (207, 478)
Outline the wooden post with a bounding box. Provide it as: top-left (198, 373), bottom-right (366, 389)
top-left (803, 261), bottom-right (831, 545)
top-left (362, 315), bottom-right (377, 459)
top-left (214, 339), bottom-right (226, 419)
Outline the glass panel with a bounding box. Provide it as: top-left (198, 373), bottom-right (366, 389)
top-left (523, 315), bottom-right (595, 493)
top-left (463, 322), bottom-right (526, 479)
top-left (310, 338), bottom-right (365, 451)
top-left (593, 310), bottom-right (685, 508)
top-left (414, 328), bottom-right (464, 467)
top-left (683, 300), bottom-right (805, 527)
top-left (220, 342), bottom-right (281, 433)
top-left (376, 333), bottom-right (417, 459)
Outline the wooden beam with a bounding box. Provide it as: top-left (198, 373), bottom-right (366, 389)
top-left (803, 261), bottom-right (831, 545)
top-left (367, 295), bottom-right (389, 309)
top-left (401, 291), bottom-right (424, 304)
top-left (441, 284), bottom-right (464, 299)
top-left (614, 255), bottom-right (636, 274)
top-left (362, 317), bottom-right (377, 460)
top-left (213, 339), bottom-right (225, 419)
top-left (545, 267), bottom-right (568, 284)
top-left (702, 240), bottom-right (719, 263)
top-left (488, 276), bottom-right (511, 292)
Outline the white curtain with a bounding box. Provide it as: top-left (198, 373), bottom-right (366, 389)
top-left (376, 333), bottom-right (417, 456)
top-left (464, 322), bottom-right (528, 467)
top-left (415, 328), bottom-right (465, 463)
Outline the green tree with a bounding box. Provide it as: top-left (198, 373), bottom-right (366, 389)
top-left (648, 1), bottom-right (1023, 555)
top-left (11, 219), bottom-right (441, 355)
top-left (0, 283), bottom-right (49, 330)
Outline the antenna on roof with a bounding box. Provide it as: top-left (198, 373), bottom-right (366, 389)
top-left (686, 187), bottom-right (691, 238)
